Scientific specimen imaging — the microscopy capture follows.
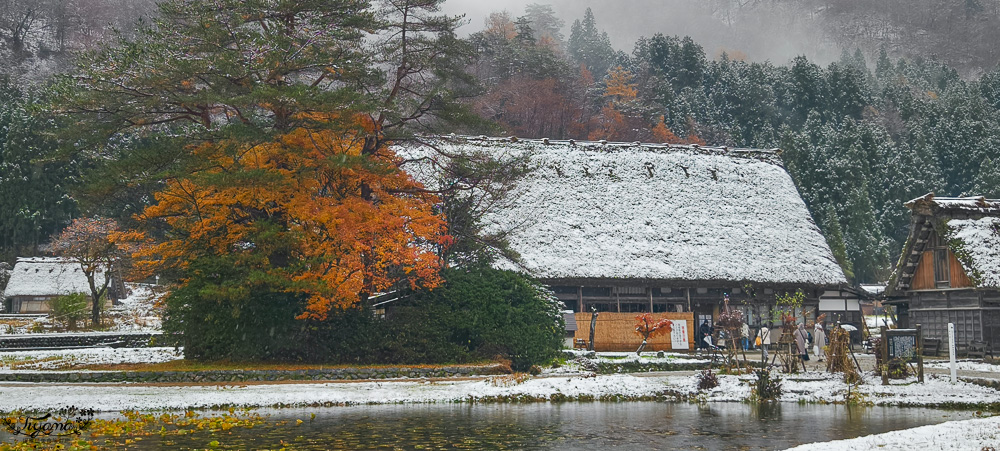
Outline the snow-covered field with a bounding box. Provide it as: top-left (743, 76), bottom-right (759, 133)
top-left (925, 359), bottom-right (1000, 373)
top-left (684, 371), bottom-right (999, 406)
top-left (0, 347), bottom-right (182, 370)
top-left (0, 370), bottom-right (995, 413)
top-left (787, 415), bottom-right (1000, 450)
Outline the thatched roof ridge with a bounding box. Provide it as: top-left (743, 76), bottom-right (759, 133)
top-left (4, 257), bottom-right (100, 298)
top-left (400, 136), bottom-right (846, 287)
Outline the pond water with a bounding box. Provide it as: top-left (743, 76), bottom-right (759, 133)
top-left (123, 402), bottom-right (976, 450)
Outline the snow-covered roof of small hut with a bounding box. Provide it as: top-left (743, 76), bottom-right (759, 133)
top-left (3, 257), bottom-right (101, 297)
top-left (398, 136), bottom-right (846, 286)
top-left (904, 194), bottom-right (1000, 216)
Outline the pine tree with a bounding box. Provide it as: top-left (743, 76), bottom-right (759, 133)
top-left (822, 205), bottom-right (855, 281)
top-left (967, 156), bottom-right (1000, 198)
top-left (0, 77), bottom-right (77, 260)
top-left (61, 0), bottom-right (474, 318)
top-left (567, 8), bottom-right (615, 79)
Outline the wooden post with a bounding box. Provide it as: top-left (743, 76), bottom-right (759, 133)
top-left (648, 287), bottom-right (653, 313)
top-left (686, 288), bottom-right (691, 313)
top-left (577, 286), bottom-right (583, 313)
top-left (880, 325), bottom-right (889, 386)
top-left (616, 287), bottom-right (621, 313)
top-left (948, 322), bottom-right (957, 384)
top-left (916, 323), bottom-right (924, 383)
top-left (588, 308), bottom-right (598, 352)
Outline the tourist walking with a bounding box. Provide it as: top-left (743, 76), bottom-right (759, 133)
top-left (757, 326), bottom-right (770, 361)
top-left (813, 322), bottom-right (827, 362)
top-left (741, 322), bottom-right (750, 350)
top-left (794, 323), bottom-right (809, 361)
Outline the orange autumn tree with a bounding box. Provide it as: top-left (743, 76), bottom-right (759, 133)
top-left (135, 118), bottom-right (447, 320)
top-left (590, 66), bottom-right (640, 141)
top-left (62, 0), bottom-right (473, 360)
top-left (634, 313), bottom-right (673, 355)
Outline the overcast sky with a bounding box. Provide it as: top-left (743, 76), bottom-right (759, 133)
top-left (440, 0), bottom-right (840, 65)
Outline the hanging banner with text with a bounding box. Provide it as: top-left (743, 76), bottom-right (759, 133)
top-left (670, 320), bottom-right (689, 350)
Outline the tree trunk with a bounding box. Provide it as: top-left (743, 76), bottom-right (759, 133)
top-left (588, 309), bottom-right (598, 351)
top-left (636, 339), bottom-right (647, 355)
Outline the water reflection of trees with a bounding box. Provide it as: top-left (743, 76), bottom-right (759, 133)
top-left (752, 402), bottom-right (782, 421)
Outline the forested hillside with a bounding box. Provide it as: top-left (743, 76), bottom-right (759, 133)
top-left (468, 6), bottom-right (1000, 283)
top-left (1, 1), bottom-right (999, 285)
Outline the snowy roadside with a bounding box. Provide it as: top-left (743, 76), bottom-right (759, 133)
top-left (0, 347), bottom-right (182, 370)
top-left (0, 370), bottom-right (996, 413)
top-left (785, 415), bottom-right (1000, 450)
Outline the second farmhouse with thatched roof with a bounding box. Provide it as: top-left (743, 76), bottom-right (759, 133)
top-left (400, 136), bottom-right (849, 329)
top-left (885, 194), bottom-right (1000, 348)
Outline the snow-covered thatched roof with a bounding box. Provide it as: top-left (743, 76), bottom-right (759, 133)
top-left (946, 217), bottom-right (1000, 288)
top-left (888, 193), bottom-right (1000, 294)
top-left (400, 137), bottom-right (846, 287)
top-left (3, 257), bottom-right (99, 298)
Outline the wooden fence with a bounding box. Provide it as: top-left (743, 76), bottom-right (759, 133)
top-left (573, 312), bottom-right (695, 352)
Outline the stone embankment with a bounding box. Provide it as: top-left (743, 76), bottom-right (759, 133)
top-left (0, 332), bottom-right (161, 351)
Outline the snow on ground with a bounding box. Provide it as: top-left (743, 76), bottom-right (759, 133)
top-left (107, 283), bottom-right (164, 332)
top-left (786, 415), bottom-right (1000, 450)
top-left (926, 359), bottom-right (1000, 373)
top-left (0, 347), bottom-right (182, 370)
top-left (0, 374), bottom-right (668, 412)
top-left (0, 369), bottom-right (995, 413)
top-left (690, 371), bottom-right (999, 406)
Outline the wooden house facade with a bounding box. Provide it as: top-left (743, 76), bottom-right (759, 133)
top-left (885, 194), bottom-right (1000, 346)
top-left (401, 137), bottom-right (849, 329)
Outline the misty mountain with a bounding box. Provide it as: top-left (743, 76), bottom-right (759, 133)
top-left (446, 0), bottom-right (1000, 77)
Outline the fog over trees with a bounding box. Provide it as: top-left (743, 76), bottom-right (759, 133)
top-left (446, 0), bottom-right (1000, 77)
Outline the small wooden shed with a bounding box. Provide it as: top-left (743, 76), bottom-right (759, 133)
top-left (884, 194), bottom-right (1000, 346)
top-left (2, 257), bottom-right (116, 314)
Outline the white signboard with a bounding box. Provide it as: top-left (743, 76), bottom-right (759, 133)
top-left (670, 319), bottom-right (689, 350)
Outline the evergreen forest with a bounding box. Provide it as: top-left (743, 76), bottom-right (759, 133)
top-left (2, 1), bottom-right (1000, 288)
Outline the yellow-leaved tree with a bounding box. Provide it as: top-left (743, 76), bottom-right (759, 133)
top-left (135, 118), bottom-right (447, 320)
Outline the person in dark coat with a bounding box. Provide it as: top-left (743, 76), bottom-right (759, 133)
top-left (699, 320), bottom-right (713, 349)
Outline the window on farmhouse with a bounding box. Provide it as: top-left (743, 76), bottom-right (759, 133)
top-left (934, 248), bottom-right (950, 288)
top-left (616, 286), bottom-right (645, 296)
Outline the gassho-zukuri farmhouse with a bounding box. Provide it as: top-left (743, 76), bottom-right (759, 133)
top-left (399, 136), bottom-right (856, 329)
top-left (885, 193), bottom-right (1000, 347)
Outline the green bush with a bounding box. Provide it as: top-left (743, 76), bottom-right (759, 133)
top-left (395, 266), bottom-right (566, 371)
top-left (50, 293), bottom-right (89, 330)
top-left (165, 259), bottom-right (564, 369)
top-left (163, 257), bottom-right (313, 361)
